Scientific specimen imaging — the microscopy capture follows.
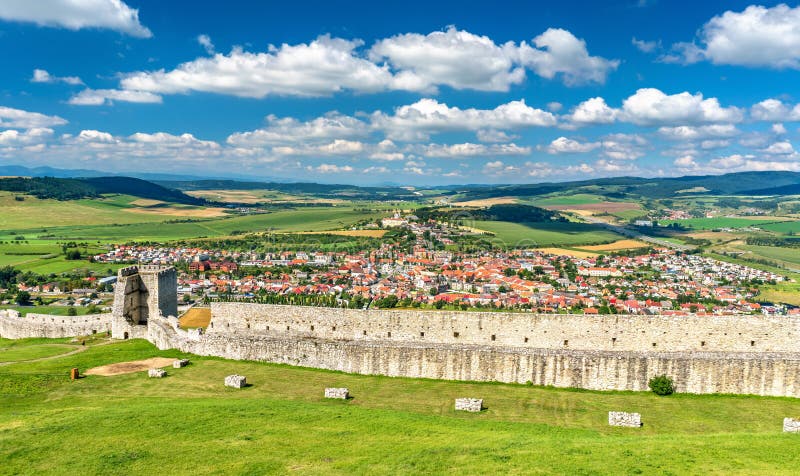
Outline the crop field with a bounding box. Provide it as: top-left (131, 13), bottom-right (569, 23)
top-left (737, 245), bottom-right (800, 268)
top-left (528, 194), bottom-right (605, 206)
top-left (659, 217), bottom-right (787, 230)
top-left (474, 221), bottom-right (622, 247)
top-left (0, 241), bottom-right (122, 274)
top-left (5, 207), bottom-right (384, 243)
top-left (1, 337), bottom-right (800, 474)
top-left (0, 305), bottom-right (106, 316)
top-left (760, 220), bottom-right (800, 234)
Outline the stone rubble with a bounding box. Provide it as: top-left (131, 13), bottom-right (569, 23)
top-left (783, 418), bottom-right (800, 433)
top-left (173, 358), bottom-right (190, 368)
top-left (608, 411), bottom-right (642, 427)
top-left (324, 387), bottom-right (349, 399)
top-left (225, 374), bottom-right (247, 388)
top-left (455, 398), bottom-right (483, 412)
top-left (148, 368), bottom-right (166, 378)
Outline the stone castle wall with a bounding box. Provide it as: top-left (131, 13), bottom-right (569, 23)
top-left (207, 303), bottom-right (800, 353)
top-left (0, 310), bottom-right (111, 339)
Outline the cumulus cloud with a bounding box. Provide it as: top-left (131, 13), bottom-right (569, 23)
top-left (68, 88), bottom-right (163, 105)
top-left (657, 124), bottom-right (739, 140)
top-left (0, 128), bottom-right (54, 146)
top-left (762, 141), bottom-right (795, 155)
top-left (31, 69), bottom-right (83, 85)
top-left (750, 99), bottom-right (800, 122)
top-left (371, 98), bottom-right (556, 140)
top-left (674, 155), bottom-right (698, 170)
top-left (665, 4), bottom-right (800, 68)
top-left (422, 142), bottom-right (530, 158)
top-left (0, 0), bottom-right (151, 38)
top-left (121, 36), bottom-right (396, 98)
top-left (543, 136), bottom-right (600, 154)
top-left (368, 27), bottom-right (524, 92)
top-left (0, 106), bottom-right (67, 128)
top-left (567, 97), bottom-right (618, 125)
top-left (226, 112), bottom-right (368, 146)
top-left (632, 37), bottom-right (660, 53)
top-left (113, 27), bottom-right (616, 99)
top-left (619, 88), bottom-right (743, 125)
top-left (516, 28), bottom-right (619, 85)
top-left (476, 129), bottom-right (517, 143)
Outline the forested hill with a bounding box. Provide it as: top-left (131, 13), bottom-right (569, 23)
top-left (0, 176), bottom-right (205, 205)
top-left (158, 179), bottom-right (424, 201)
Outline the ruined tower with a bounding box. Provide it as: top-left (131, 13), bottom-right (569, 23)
top-left (111, 265), bottom-right (177, 339)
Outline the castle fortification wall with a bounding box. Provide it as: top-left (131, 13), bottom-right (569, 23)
top-left (207, 303), bottom-right (800, 353)
top-left (0, 310), bottom-right (111, 339)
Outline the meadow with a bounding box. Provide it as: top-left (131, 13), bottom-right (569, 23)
top-left (474, 220), bottom-right (621, 247)
top-left (1, 337), bottom-right (799, 474)
top-left (659, 217), bottom-right (788, 230)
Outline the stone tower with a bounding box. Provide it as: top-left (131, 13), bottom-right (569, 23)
top-left (111, 265), bottom-right (177, 339)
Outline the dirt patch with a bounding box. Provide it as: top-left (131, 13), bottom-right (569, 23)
top-left (127, 206), bottom-right (228, 218)
top-left (536, 247), bottom-right (599, 258)
top-left (179, 307), bottom-right (212, 328)
top-left (544, 202), bottom-right (640, 213)
top-left (130, 198), bottom-right (165, 207)
top-left (450, 197), bottom-right (519, 207)
top-left (579, 239), bottom-right (649, 251)
top-left (84, 357), bottom-right (177, 376)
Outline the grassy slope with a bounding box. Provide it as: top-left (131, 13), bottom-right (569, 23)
top-left (4, 338), bottom-right (799, 474)
top-left (474, 221), bottom-right (621, 247)
top-left (659, 217), bottom-right (787, 230)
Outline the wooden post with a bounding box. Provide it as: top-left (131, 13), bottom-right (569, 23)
top-left (70, 368), bottom-right (80, 380)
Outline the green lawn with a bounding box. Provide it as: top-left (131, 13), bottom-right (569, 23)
top-left (474, 220), bottom-right (621, 247)
top-left (0, 305), bottom-right (107, 316)
top-left (1, 338), bottom-right (800, 474)
top-left (760, 220), bottom-right (800, 234)
top-left (528, 193), bottom-right (605, 206)
top-left (739, 245), bottom-right (800, 268)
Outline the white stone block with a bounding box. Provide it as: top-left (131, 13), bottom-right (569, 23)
top-left (324, 387), bottom-right (349, 399)
top-left (608, 411), bottom-right (642, 427)
top-left (225, 374), bottom-right (246, 388)
top-left (173, 358), bottom-right (189, 368)
top-left (148, 368), bottom-right (166, 378)
top-left (455, 398), bottom-right (483, 412)
top-left (784, 418), bottom-right (800, 433)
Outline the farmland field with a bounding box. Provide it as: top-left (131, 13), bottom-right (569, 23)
top-left (474, 221), bottom-right (621, 247)
top-left (760, 220), bottom-right (800, 234)
top-left (659, 217), bottom-right (787, 230)
top-left (1, 337), bottom-right (800, 475)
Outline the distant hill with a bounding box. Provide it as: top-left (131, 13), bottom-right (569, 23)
top-left (0, 176), bottom-right (205, 205)
top-left (742, 183), bottom-right (800, 196)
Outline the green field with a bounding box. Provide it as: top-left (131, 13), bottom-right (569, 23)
top-left (0, 305), bottom-right (107, 316)
top-left (738, 245), bottom-right (800, 268)
top-left (528, 193), bottom-right (605, 206)
top-left (0, 241), bottom-right (123, 275)
top-left (760, 220), bottom-right (800, 234)
top-left (659, 217), bottom-right (786, 230)
top-left (1, 337), bottom-right (800, 474)
top-left (474, 221), bottom-right (621, 247)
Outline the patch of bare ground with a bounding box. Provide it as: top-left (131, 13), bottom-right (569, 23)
top-left (84, 357), bottom-right (177, 376)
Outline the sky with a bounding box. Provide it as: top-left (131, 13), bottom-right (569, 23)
top-left (2, 0), bottom-right (800, 185)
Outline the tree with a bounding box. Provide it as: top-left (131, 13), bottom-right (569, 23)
top-left (15, 290), bottom-right (31, 305)
top-left (648, 374), bottom-right (675, 396)
top-left (67, 307), bottom-right (77, 316)
top-left (65, 249), bottom-right (82, 260)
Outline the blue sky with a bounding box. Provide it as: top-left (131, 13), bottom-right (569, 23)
top-left (2, 1), bottom-right (800, 185)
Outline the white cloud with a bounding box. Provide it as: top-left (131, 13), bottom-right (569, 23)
top-left (308, 164), bottom-right (354, 174)
top-left (772, 123), bottom-right (787, 135)
top-left (197, 34), bottom-right (214, 54)
top-left (76, 129), bottom-right (116, 143)
top-left (476, 129), bottom-right (517, 143)
top-left (750, 99), bottom-right (800, 122)
top-left (544, 136), bottom-right (600, 154)
top-left (31, 68), bottom-right (83, 85)
top-left (674, 155), bottom-right (698, 169)
top-left (0, 128), bottom-right (54, 146)
top-left (68, 88), bottom-right (163, 105)
top-left (567, 97), bottom-right (617, 125)
top-left (632, 37), bottom-right (660, 53)
top-left (0, 0), bottom-right (151, 38)
top-left (667, 4), bottom-right (800, 68)
top-left (620, 88), bottom-right (743, 125)
top-left (516, 28), bottom-right (619, 85)
top-left (371, 98), bottom-right (556, 140)
top-left (599, 133), bottom-right (647, 160)
top-left (121, 37), bottom-right (400, 98)
top-left (657, 124), bottom-right (739, 140)
top-left (368, 26), bottom-right (524, 92)
top-left (226, 112), bottom-right (367, 146)
top-left (423, 142), bottom-right (530, 158)
top-left (0, 106), bottom-right (67, 128)
top-left (762, 141), bottom-right (795, 155)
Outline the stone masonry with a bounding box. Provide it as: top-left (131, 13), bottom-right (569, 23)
top-left (324, 388), bottom-right (349, 399)
top-left (148, 368), bottom-right (166, 378)
top-left (225, 375), bottom-right (247, 388)
top-left (455, 398), bottom-right (483, 412)
top-left (784, 418), bottom-right (800, 433)
top-left (111, 265), bottom-right (177, 340)
top-left (609, 412), bottom-right (642, 427)
top-left (173, 359), bottom-right (189, 368)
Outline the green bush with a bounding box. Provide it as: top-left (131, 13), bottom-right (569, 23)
top-left (648, 374), bottom-right (675, 396)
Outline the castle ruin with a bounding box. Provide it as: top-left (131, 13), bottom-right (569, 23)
top-left (2, 264), bottom-right (800, 398)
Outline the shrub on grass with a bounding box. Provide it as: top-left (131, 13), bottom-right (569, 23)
top-left (648, 374), bottom-right (675, 396)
